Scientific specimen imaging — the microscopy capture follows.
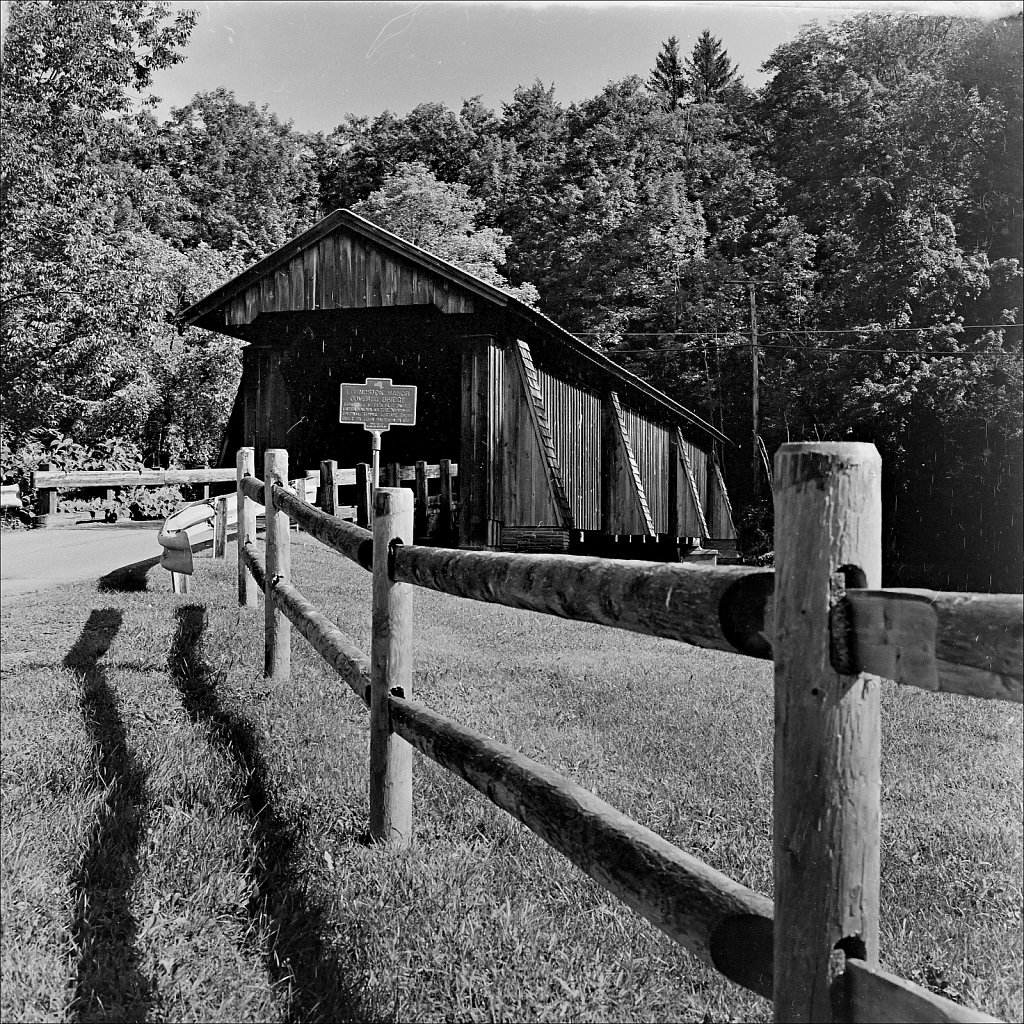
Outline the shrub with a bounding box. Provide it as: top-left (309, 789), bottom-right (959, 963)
top-left (123, 485), bottom-right (183, 520)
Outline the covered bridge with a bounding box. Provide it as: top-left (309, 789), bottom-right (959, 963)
top-left (180, 210), bottom-right (735, 555)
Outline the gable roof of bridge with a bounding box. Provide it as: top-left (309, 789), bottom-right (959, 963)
top-left (179, 209), bottom-right (727, 442)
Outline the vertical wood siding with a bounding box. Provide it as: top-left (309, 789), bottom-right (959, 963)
top-left (223, 231), bottom-right (476, 325)
top-left (620, 406), bottom-right (670, 532)
top-left (535, 368), bottom-right (601, 529)
top-left (501, 345), bottom-right (560, 528)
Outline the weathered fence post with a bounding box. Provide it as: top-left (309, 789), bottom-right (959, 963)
top-left (356, 463), bottom-right (371, 527)
top-left (439, 459), bottom-right (453, 541)
top-left (37, 463), bottom-right (58, 520)
top-left (414, 460), bottom-right (428, 538)
top-left (321, 459), bottom-right (338, 516)
top-left (213, 495), bottom-right (228, 559)
top-left (294, 473), bottom-right (307, 532)
top-left (237, 447), bottom-right (258, 608)
top-left (264, 449), bottom-right (291, 680)
top-left (773, 442), bottom-right (882, 1022)
top-left (369, 486), bottom-right (414, 845)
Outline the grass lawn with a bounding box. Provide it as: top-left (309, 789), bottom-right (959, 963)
top-left (1, 533), bottom-right (1021, 1023)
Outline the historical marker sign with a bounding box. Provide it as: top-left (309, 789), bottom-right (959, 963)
top-left (339, 378), bottom-right (417, 432)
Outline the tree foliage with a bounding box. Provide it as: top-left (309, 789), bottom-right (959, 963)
top-left (353, 162), bottom-right (539, 305)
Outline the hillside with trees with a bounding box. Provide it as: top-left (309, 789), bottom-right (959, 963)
top-left (2, 2), bottom-right (1020, 588)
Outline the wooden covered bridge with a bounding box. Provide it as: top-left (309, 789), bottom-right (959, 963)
top-left (180, 210), bottom-right (735, 556)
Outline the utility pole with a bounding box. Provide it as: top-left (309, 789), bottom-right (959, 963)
top-left (725, 279), bottom-right (762, 497)
top-left (749, 281), bottom-right (759, 495)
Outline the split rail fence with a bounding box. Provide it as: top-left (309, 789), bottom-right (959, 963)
top-left (230, 442), bottom-right (1021, 1024)
top-left (30, 460), bottom-right (459, 534)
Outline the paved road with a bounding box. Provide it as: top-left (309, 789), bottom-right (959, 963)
top-left (1, 522), bottom-right (168, 599)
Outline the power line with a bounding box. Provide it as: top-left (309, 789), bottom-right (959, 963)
top-left (571, 323), bottom-right (1021, 339)
top-left (610, 345), bottom-right (1021, 357)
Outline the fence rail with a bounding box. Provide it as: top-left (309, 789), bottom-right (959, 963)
top-left (225, 444), bottom-right (1019, 1023)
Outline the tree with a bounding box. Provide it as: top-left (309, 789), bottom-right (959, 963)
top-left (757, 12), bottom-right (1022, 586)
top-left (649, 36), bottom-right (686, 110)
top-left (353, 162), bottom-right (539, 305)
top-left (158, 88), bottom-right (320, 261)
top-left (317, 100), bottom-right (502, 212)
top-left (1, 1), bottom-right (199, 453)
top-left (683, 29), bottom-right (740, 102)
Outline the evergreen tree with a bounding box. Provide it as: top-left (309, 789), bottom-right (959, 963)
top-left (649, 36), bottom-right (686, 110)
top-left (684, 29), bottom-right (740, 101)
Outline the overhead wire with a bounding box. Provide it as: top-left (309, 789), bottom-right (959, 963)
top-left (566, 322), bottom-right (1021, 357)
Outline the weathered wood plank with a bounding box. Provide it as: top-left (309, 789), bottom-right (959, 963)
top-left (387, 693), bottom-right (774, 998)
top-left (270, 576), bottom-right (370, 705)
top-left (320, 459), bottom-right (339, 516)
top-left (844, 959), bottom-right (1003, 1023)
top-left (213, 496), bottom-right (228, 559)
top-left (32, 468), bottom-right (239, 489)
top-left (839, 589), bottom-right (1023, 703)
top-left (271, 485), bottom-right (372, 570)
top-left (392, 545), bottom-right (774, 657)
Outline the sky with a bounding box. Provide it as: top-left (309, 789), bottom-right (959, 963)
top-left (125, 0), bottom-right (1022, 133)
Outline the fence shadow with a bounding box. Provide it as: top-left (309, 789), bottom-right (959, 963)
top-left (98, 555), bottom-right (161, 593)
top-left (64, 609), bottom-right (152, 1023)
top-left (167, 605), bottom-right (388, 1024)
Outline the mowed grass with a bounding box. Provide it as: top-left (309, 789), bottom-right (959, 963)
top-left (1, 533), bottom-right (1021, 1023)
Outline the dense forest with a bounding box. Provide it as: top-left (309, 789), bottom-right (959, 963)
top-left (2, 2), bottom-right (1021, 588)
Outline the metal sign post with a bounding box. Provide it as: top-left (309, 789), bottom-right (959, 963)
top-left (370, 430), bottom-right (382, 489)
top-left (339, 378), bottom-right (418, 493)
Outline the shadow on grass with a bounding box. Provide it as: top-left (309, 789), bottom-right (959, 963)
top-left (168, 605), bottom-right (388, 1024)
top-left (64, 609), bottom-right (152, 1023)
top-left (98, 556), bottom-right (161, 593)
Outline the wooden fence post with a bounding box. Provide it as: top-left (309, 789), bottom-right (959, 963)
top-left (773, 442), bottom-right (882, 1022)
top-left (439, 459), bottom-right (453, 541)
top-left (369, 486), bottom-right (414, 845)
top-left (294, 474), bottom-right (307, 532)
top-left (386, 462), bottom-right (400, 489)
top-left (321, 459), bottom-right (338, 516)
top-left (37, 463), bottom-right (58, 520)
top-left (237, 448), bottom-right (258, 608)
top-left (356, 463), bottom-right (371, 527)
top-left (264, 449), bottom-right (291, 681)
top-left (213, 496), bottom-right (228, 559)
top-left (414, 460), bottom-right (428, 537)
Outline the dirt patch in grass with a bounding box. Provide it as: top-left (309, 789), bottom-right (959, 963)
top-left (1, 534), bottom-right (1021, 1022)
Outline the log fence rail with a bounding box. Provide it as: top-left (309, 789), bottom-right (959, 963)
top-left (229, 444), bottom-right (1019, 1024)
